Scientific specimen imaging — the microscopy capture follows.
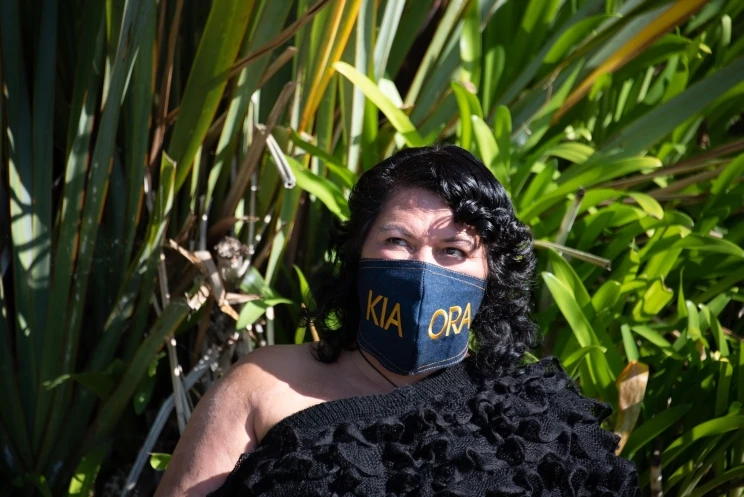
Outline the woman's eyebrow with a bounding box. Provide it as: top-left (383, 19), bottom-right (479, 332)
top-left (442, 235), bottom-right (476, 248)
top-left (378, 223), bottom-right (415, 237)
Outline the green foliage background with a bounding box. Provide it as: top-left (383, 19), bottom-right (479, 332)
top-left (1, 0), bottom-right (743, 495)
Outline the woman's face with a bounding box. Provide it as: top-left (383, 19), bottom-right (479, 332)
top-left (360, 188), bottom-right (489, 280)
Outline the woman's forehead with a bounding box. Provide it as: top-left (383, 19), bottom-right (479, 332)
top-left (381, 188), bottom-right (450, 214)
top-left (374, 188), bottom-right (477, 239)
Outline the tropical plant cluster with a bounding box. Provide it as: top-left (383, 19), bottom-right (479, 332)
top-left (1, 0), bottom-right (743, 495)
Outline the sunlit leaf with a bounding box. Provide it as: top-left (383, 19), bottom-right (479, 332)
top-left (622, 404), bottom-right (691, 457)
top-left (334, 61), bottom-right (425, 147)
top-left (149, 453), bottom-right (172, 471)
top-left (288, 156), bottom-right (350, 220)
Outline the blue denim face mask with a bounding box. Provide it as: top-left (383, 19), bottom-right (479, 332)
top-left (357, 258), bottom-right (487, 375)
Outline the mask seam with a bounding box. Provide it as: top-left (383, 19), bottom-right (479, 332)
top-left (360, 258), bottom-right (487, 283)
top-left (358, 332), bottom-right (408, 375)
top-left (359, 265), bottom-right (485, 291)
top-left (415, 263), bottom-right (427, 372)
top-left (413, 343), bottom-right (469, 373)
top-left (358, 333), bottom-right (468, 375)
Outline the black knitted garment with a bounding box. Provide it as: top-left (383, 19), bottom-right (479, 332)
top-left (209, 357), bottom-right (639, 496)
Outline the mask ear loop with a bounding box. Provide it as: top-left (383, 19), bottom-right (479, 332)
top-left (358, 348), bottom-right (399, 389)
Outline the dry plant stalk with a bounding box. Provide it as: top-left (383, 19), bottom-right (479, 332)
top-left (614, 361), bottom-right (650, 455)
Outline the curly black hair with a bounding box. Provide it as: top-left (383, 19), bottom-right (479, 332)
top-left (307, 145), bottom-right (539, 376)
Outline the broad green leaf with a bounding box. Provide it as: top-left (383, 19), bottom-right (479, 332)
top-left (701, 306), bottom-right (730, 357)
top-left (622, 404), bottom-right (691, 457)
top-left (689, 466), bottom-right (744, 497)
top-left (288, 156), bottom-right (350, 220)
top-left (561, 345), bottom-right (605, 377)
top-left (677, 269), bottom-right (687, 320)
top-left (632, 279), bottom-right (673, 322)
top-left (508, 0), bottom-right (561, 87)
top-left (496, 0), bottom-right (604, 106)
top-left (236, 298), bottom-right (295, 330)
top-left (673, 432), bottom-right (735, 497)
top-left (334, 61), bottom-right (425, 147)
top-left (693, 266), bottom-right (744, 304)
top-left (631, 325), bottom-right (678, 358)
top-left (600, 211), bottom-right (694, 264)
top-left (590, 280), bottom-right (621, 331)
top-left (620, 325), bottom-right (639, 363)
top-left (0, 278), bottom-right (30, 468)
top-left (557, 0), bottom-right (709, 119)
top-left (739, 350), bottom-right (744, 412)
top-left (492, 105), bottom-right (511, 185)
top-left (518, 61), bottom-right (583, 152)
top-left (120, 10), bottom-right (155, 267)
top-left (1, 0), bottom-right (38, 441)
top-left (290, 131), bottom-right (348, 174)
top-left (93, 152), bottom-right (176, 370)
top-left (715, 359), bottom-right (733, 417)
top-left (42, 371), bottom-right (115, 401)
top-left (663, 415), bottom-right (744, 469)
top-left (30, 0), bottom-right (58, 375)
top-left (600, 55), bottom-right (744, 157)
top-left (65, 445), bottom-right (107, 497)
top-left (372, 0), bottom-right (405, 79)
top-left (591, 279), bottom-right (622, 312)
top-left (299, 0), bottom-right (363, 132)
top-left (545, 249), bottom-right (592, 310)
top-left (241, 267), bottom-right (277, 297)
top-left (459, 0), bottom-right (481, 87)
top-left (625, 192), bottom-right (663, 220)
top-left (686, 301), bottom-right (701, 341)
top-left (707, 152), bottom-right (744, 208)
top-left (294, 265), bottom-right (313, 306)
top-left (403, 0), bottom-right (468, 106)
top-left (39, 0), bottom-right (156, 472)
top-left (169, 0), bottom-right (256, 189)
top-left (644, 233), bottom-right (744, 259)
top-left (265, 185), bottom-right (301, 286)
top-left (546, 142), bottom-right (595, 164)
top-left (520, 157), bottom-right (662, 221)
top-left (543, 14), bottom-right (613, 65)
top-left (472, 116), bottom-right (509, 189)
top-left (149, 453), bottom-right (172, 471)
top-left (517, 161), bottom-right (556, 214)
top-left (639, 226), bottom-right (685, 280)
top-left (38, 5), bottom-right (106, 455)
top-left (341, 0), bottom-right (374, 174)
top-left (83, 300), bottom-right (192, 455)
top-left (133, 352), bottom-right (164, 415)
top-left (558, 156), bottom-right (662, 189)
top-left (541, 273), bottom-right (616, 400)
top-left (208, 0), bottom-right (295, 204)
top-left (16, 473), bottom-right (52, 497)
top-left (451, 82), bottom-right (482, 151)
top-left (542, 274), bottom-right (595, 347)
top-left (385, 0), bottom-right (436, 77)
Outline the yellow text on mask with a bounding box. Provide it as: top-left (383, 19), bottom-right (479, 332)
top-left (366, 290), bottom-right (403, 337)
top-left (428, 304), bottom-right (472, 340)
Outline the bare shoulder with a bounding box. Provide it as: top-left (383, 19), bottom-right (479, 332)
top-left (228, 343), bottom-right (325, 393)
top-left (154, 344), bottom-right (324, 497)
top-left (235, 344), bottom-right (348, 438)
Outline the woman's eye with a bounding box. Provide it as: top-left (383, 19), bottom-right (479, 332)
top-left (444, 247), bottom-right (466, 258)
top-left (387, 237), bottom-right (408, 247)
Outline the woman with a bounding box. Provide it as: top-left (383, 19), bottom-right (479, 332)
top-left (155, 146), bottom-right (639, 496)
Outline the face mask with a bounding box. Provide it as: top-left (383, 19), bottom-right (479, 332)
top-left (356, 258), bottom-right (486, 375)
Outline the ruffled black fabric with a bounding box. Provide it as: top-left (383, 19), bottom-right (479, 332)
top-left (209, 357), bottom-right (639, 496)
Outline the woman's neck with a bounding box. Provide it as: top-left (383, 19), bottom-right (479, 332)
top-left (349, 346), bottom-right (444, 389)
